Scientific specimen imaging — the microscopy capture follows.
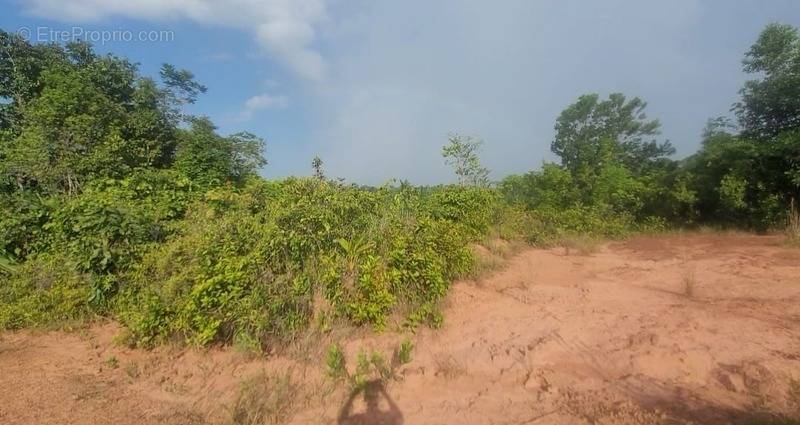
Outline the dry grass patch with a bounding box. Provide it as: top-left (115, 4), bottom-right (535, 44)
top-left (433, 354), bottom-right (466, 380)
top-left (682, 270), bottom-right (696, 298)
top-left (230, 370), bottom-right (302, 425)
top-left (561, 235), bottom-right (600, 256)
top-left (787, 199), bottom-right (800, 247)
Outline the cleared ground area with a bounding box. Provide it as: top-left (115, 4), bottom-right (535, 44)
top-left (2, 233), bottom-right (799, 424)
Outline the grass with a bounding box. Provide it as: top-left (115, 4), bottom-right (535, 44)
top-left (682, 270), bottom-right (696, 298)
top-left (789, 378), bottom-right (800, 417)
top-left (393, 339), bottom-right (413, 366)
top-left (467, 237), bottom-right (522, 280)
top-left (560, 234), bottom-right (600, 256)
top-left (230, 370), bottom-right (300, 425)
top-left (104, 355), bottom-right (119, 369)
top-left (787, 199), bottom-right (800, 246)
top-left (468, 246), bottom-right (506, 280)
top-left (433, 354), bottom-right (466, 380)
top-left (123, 361), bottom-right (140, 378)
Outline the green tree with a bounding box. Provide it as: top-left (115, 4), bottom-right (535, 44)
top-left (735, 23), bottom-right (800, 139)
top-left (2, 66), bottom-right (127, 194)
top-left (312, 155), bottom-right (325, 180)
top-left (442, 134), bottom-right (490, 187)
top-left (0, 34), bottom-right (212, 193)
top-left (173, 117), bottom-right (266, 187)
top-left (0, 31), bottom-right (66, 130)
top-left (552, 93), bottom-right (674, 183)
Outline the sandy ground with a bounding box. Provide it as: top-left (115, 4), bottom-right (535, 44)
top-left (2, 232), bottom-right (800, 424)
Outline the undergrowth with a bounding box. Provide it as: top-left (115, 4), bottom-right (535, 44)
top-left (0, 175), bottom-right (676, 348)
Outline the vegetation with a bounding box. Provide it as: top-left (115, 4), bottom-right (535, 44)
top-left (1, 24), bottom-right (799, 350)
top-left (231, 370), bottom-right (302, 425)
top-left (326, 340), bottom-right (413, 390)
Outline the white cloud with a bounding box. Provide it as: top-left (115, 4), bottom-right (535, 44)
top-left (238, 92), bottom-right (288, 121)
top-left (22, 0), bottom-right (800, 184)
top-left (22, 0), bottom-right (328, 81)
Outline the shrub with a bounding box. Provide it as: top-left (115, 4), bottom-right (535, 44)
top-left (0, 191), bottom-right (56, 261)
top-left (0, 253), bottom-right (94, 329)
top-left (115, 179), bottom-right (500, 347)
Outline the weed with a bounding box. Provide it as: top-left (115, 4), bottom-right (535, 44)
top-left (230, 371), bottom-right (300, 425)
top-left (326, 343), bottom-right (347, 380)
top-left (682, 270), bottom-right (696, 298)
top-left (354, 349), bottom-right (372, 389)
top-left (123, 361), bottom-right (140, 378)
top-left (104, 356), bottom-right (119, 369)
top-left (560, 234), bottom-right (600, 256)
top-left (787, 199), bottom-right (800, 246)
top-left (789, 378), bottom-right (800, 416)
top-left (393, 338), bottom-right (414, 366)
top-left (434, 354), bottom-right (466, 380)
top-left (326, 339), bottom-right (414, 390)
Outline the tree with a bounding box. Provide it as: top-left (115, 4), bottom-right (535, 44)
top-left (735, 23), bottom-right (800, 139)
top-left (229, 132), bottom-right (267, 181)
top-left (552, 93), bottom-right (674, 182)
top-left (2, 66), bottom-right (127, 194)
top-left (442, 134), bottom-right (490, 187)
top-left (0, 34), bottom-right (229, 194)
top-left (0, 30), bottom-right (66, 132)
top-left (312, 155), bottom-right (324, 180)
top-left (159, 63), bottom-right (207, 105)
top-left (173, 117), bottom-right (265, 187)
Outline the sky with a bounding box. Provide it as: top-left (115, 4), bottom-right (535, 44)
top-left (2, 0), bottom-right (800, 185)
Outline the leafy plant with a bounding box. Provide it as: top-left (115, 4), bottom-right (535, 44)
top-left (326, 343), bottom-right (347, 380)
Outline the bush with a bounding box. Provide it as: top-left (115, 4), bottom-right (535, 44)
top-left (0, 191), bottom-right (56, 261)
top-left (0, 253), bottom-right (94, 329)
top-left (114, 179), bottom-right (499, 347)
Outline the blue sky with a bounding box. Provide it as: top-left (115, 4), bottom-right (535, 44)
top-left (2, 0), bottom-right (800, 184)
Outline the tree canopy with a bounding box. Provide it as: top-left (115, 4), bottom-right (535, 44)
top-left (0, 30), bottom-right (264, 194)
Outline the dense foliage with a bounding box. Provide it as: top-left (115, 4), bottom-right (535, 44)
top-left (501, 23), bottom-right (800, 233)
top-left (1, 24), bottom-right (799, 348)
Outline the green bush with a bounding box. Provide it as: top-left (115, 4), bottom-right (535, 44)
top-left (0, 253), bottom-right (94, 329)
top-left (113, 179), bottom-right (496, 347)
top-left (0, 191), bottom-right (56, 261)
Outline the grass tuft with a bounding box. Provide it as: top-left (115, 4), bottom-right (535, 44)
top-left (682, 270), bottom-right (696, 298)
top-left (787, 199), bottom-right (800, 246)
top-left (231, 371), bottom-right (300, 425)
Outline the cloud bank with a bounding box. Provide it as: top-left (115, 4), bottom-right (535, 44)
top-left (22, 0), bottom-right (328, 81)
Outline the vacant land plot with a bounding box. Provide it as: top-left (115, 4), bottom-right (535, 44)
top-left (2, 233), bottom-right (799, 424)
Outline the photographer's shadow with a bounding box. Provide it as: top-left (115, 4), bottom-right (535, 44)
top-left (337, 380), bottom-right (403, 425)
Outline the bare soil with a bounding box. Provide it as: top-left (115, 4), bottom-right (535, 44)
top-left (2, 232), bottom-right (800, 424)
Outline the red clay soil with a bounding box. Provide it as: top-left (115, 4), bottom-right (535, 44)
top-left (2, 232), bottom-right (800, 424)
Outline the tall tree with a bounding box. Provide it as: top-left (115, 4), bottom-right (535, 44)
top-left (735, 23), bottom-right (800, 140)
top-left (312, 155), bottom-right (324, 180)
top-left (552, 93), bottom-right (674, 183)
top-left (0, 34), bottom-right (219, 194)
top-left (2, 66), bottom-right (127, 193)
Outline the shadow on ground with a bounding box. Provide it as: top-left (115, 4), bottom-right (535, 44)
top-left (338, 380), bottom-right (403, 425)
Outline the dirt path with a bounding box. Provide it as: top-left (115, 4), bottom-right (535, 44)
top-left (2, 233), bottom-right (800, 424)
